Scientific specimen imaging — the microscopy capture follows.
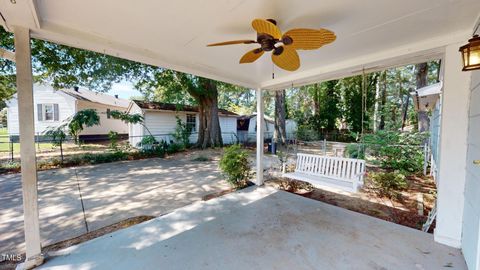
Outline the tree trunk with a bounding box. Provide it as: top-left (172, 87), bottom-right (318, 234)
top-left (190, 79), bottom-right (223, 148)
top-left (312, 83), bottom-right (320, 115)
top-left (274, 89), bottom-right (287, 144)
top-left (401, 93), bottom-right (410, 131)
top-left (373, 75), bottom-right (381, 132)
top-left (379, 71), bottom-right (387, 130)
top-left (415, 63), bottom-right (429, 132)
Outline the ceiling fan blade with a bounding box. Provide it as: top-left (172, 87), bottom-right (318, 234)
top-left (207, 40), bottom-right (257, 46)
top-left (252, 19), bottom-right (282, 39)
top-left (271, 46), bottom-right (300, 71)
top-left (283, 28), bottom-right (336, 50)
top-left (240, 48), bottom-right (264, 63)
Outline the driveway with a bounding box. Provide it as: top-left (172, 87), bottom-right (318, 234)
top-left (0, 155), bottom-right (230, 255)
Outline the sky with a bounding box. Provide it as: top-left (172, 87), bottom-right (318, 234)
top-left (108, 81), bottom-right (143, 100)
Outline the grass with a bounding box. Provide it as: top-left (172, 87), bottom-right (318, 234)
top-left (0, 127), bottom-right (56, 154)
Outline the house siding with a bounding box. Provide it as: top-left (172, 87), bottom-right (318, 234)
top-left (6, 84), bottom-right (129, 141)
top-left (77, 100), bottom-right (128, 136)
top-left (463, 69), bottom-right (480, 270)
top-left (129, 108), bottom-right (238, 147)
top-left (6, 84), bottom-right (76, 136)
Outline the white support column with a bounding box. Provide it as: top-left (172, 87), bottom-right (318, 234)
top-left (14, 26), bottom-right (44, 269)
top-left (256, 88), bottom-right (264, 185)
top-left (434, 42), bottom-right (471, 248)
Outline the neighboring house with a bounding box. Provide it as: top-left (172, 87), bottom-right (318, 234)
top-left (411, 81), bottom-right (443, 182)
top-left (237, 114), bottom-right (297, 143)
top-left (127, 100), bottom-right (238, 147)
top-left (6, 83), bottom-right (130, 141)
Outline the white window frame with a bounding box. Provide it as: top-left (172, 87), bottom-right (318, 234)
top-left (39, 103), bottom-right (57, 122)
top-left (186, 113), bottom-right (197, 132)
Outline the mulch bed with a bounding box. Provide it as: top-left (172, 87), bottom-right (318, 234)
top-left (267, 171), bottom-right (436, 232)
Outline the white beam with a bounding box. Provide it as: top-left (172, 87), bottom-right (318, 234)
top-left (434, 42), bottom-right (471, 248)
top-left (13, 26), bottom-right (44, 269)
top-left (0, 47), bottom-right (16, 62)
top-left (256, 88), bottom-right (264, 186)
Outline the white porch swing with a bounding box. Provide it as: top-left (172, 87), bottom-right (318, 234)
top-left (283, 70), bottom-right (368, 192)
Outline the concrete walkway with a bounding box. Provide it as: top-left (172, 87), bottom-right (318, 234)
top-left (0, 157), bottom-right (230, 255)
top-left (38, 187), bottom-right (467, 270)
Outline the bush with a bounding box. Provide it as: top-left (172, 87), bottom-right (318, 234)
top-left (370, 171), bottom-right (408, 199)
top-left (66, 151), bottom-right (129, 166)
top-left (108, 131), bottom-right (119, 150)
top-left (296, 124), bottom-right (319, 141)
top-left (219, 144), bottom-right (251, 188)
top-left (166, 143), bottom-right (184, 154)
top-left (346, 143), bottom-right (365, 159)
top-left (362, 131), bottom-right (428, 173)
top-left (139, 135), bottom-right (157, 148)
top-left (1, 161), bottom-right (20, 170)
top-left (172, 116), bottom-right (192, 148)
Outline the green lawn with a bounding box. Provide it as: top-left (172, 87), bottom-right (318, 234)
top-left (0, 127), bottom-right (56, 154)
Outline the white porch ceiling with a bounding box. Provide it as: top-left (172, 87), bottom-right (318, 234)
top-left (1, 0), bottom-right (479, 90)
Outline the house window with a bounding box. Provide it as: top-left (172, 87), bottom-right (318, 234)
top-left (107, 108), bottom-right (111, 119)
top-left (37, 104), bottom-right (59, 122)
top-left (186, 114), bottom-right (196, 132)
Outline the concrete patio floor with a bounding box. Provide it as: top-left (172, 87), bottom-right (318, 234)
top-left (38, 187), bottom-right (466, 270)
top-left (0, 156), bottom-right (230, 255)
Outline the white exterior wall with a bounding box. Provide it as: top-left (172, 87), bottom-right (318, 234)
top-left (219, 116), bottom-right (237, 144)
top-left (128, 103), bottom-right (145, 147)
top-left (429, 97), bottom-right (442, 182)
top-left (134, 110), bottom-right (237, 146)
top-left (245, 115), bottom-right (274, 142)
top-left (434, 43), bottom-right (471, 248)
top-left (77, 100), bottom-right (128, 136)
top-left (240, 116), bottom-right (296, 143)
top-left (144, 110), bottom-right (185, 143)
top-left (286, 119), bottom-right (298, 139)
top-left (6, 84), bottom-right (76, 135)
top-left (463, 69), bottom-right (480, 270)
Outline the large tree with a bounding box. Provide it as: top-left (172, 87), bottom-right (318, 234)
top-left (415, 63), bottom-right (429, 132)
top-left (274, 89), bottom-right (287, 144)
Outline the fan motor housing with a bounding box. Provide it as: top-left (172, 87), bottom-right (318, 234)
top-left (257, 34), bottom-right (277, 51)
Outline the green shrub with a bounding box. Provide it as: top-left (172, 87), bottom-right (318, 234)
top-left (362, 131), bottom-right (428, 173)
top-left (346, 143), bottom-right (365, 159)
top-left (296, 124), bottom-right (319, 141)
top-left (370, 171), bottom-right (408, 199)
top-left (166, 143), bottom-right (184, 154)
top-left (172, 116), bottom-right (192, 148)
top-left (66, 151), bottom-right (129, 166)
top-left (219, 144), bottom-right (250, 188)
top-left (108, 131), bottom-right (119, 150)
top-left (139, 135), bottom-right (157, 148)
top-left (1, 161), bottom-right (20, 170)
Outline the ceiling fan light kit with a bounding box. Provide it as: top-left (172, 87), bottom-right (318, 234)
top-left (208, 18), bottom-right (336, 72)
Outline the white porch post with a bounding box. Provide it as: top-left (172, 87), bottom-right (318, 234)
top-left (14, 26), bottom-right (44, 269)
top-left (256, 88), bottom-right (264, 185)
top-left (434, 42), bottom-right (471, 248)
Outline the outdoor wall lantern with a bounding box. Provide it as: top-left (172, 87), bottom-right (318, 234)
top-left (459, 35), bottom-right (480, 71)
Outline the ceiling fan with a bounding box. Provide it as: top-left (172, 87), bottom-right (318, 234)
top-left (207, 19), bottom-right (336, 72)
